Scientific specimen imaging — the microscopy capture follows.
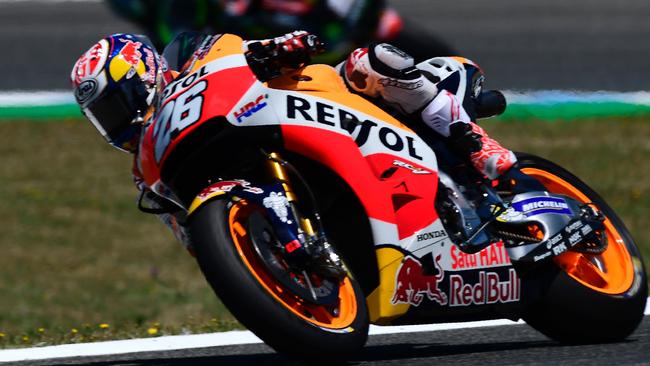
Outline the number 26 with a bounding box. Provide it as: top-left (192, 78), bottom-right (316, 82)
top-left (154, 80), bottom-right (207, 162)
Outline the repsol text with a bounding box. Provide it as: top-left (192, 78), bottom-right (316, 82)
top-left (286, 95), bottom-right (423, 160)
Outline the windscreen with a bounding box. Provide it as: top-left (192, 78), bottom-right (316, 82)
top-left (162, 31), bottom-right (212, 73)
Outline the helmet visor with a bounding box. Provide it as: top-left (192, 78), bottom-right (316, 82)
top-left (84, 75), bottom-right (149, 143)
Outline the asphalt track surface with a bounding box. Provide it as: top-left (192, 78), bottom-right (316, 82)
top-left (1, 0), bottom-right (650, 91)
top-left (10, 317), bottom-right (650, 366)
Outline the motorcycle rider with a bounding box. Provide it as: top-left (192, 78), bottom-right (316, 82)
top-left (70, 31), bottom-right (519, 250)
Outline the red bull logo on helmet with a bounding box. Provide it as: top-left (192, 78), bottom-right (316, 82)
top-left (118, 39), bottom-right (143, 67)
top-left (109, 38), bottom-right (147, 82)
top-left (392, 255), bottom-right (448, 306)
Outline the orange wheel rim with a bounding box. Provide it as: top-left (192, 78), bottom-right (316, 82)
top-left (521, 168), bottom-right (634, 294)
top-left (228, 201), bottom-right (358, 330)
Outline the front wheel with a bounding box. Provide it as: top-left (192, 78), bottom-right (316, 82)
top-left (517, 153), bottom-right (647, 343)
top-left (189, 198), bottom-right (369, 361)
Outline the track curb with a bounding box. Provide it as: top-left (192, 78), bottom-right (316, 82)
top-left (2, 91), bottom-right (650, 121)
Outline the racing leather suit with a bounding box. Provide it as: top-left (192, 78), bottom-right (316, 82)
top-left (337, 43), bottom-right (517, 180)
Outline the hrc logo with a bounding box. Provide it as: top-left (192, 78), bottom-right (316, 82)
top-left (234, 94), bottom-right (268, 123)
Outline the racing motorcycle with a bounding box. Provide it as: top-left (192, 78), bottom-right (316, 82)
top-left (137, 33), bottom-right (647, 361)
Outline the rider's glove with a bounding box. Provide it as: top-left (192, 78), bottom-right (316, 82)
top-left (272, 31), bottom-right (324, 69)
top-left (245, 31), bottom-right (324, 81)
top-left (449, 121), bottom-right (483, 154)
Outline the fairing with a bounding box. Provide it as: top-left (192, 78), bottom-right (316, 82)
top-left (138, 34), bottom-right (525, 325)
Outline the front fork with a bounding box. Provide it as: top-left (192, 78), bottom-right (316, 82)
top-left (267, 152), bottom-right (317, 240)
top-left (188, 151), bottom-right (342, 276)
top-left (265, 152), bottom-right (346, 279)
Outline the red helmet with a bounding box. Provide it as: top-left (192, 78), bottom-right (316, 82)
top-left (71, 33), bottom-right (162, 152)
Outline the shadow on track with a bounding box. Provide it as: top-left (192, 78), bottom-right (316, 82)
top-left (351, 339), bottom-right (557, 363)
top-left (46, 351), bottom-right (297, 366)
top-left (42, 339), bottom-right (573, 366)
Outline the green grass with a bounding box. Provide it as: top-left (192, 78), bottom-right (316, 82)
top-left (0, 119), bottom-right (239, 347)
top-left (0, 117), bottom-right (648, 348)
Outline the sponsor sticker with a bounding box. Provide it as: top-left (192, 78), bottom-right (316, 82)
top-left (392, 249), bottom-right (521, 308)
top-left (393, 160), bottom-right (431, 175)
top-left (392, 255), bottom-right (447, 306)
top-left (451, 241), bottom-right (511, 270)
top-left (142, 47), bottom-right (157, 84)
top-left (532, 220), bottom-right (594, 262)
top-left (234, 94), bottom-right (268, 123)
top-left (416, 230), bottom-right (446, 242)
top-left (263, 192), bottom-right (290, 223)
top-left (379, 78), bottom-right (424, 90)
top-left (197, 180), bottom-right (263, 199)
top-left (512, 196), bottom-right (573, 216)
top-left (286, 94), bottom-right (423, 161)
top-left (109, 38), bottom-right (146, 82)
top-left (75, 79), bottom-right (97, 104)
top-left (162, 65), bottom-right (209, 100)
top-left (449, 269), bottom-right (520, 307)
top-left (118, 39), bottom-right (143, 68)
top-left (496, 206), bottom-right (527, 222)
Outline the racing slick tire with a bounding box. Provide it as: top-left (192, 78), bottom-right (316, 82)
top-left (189, 198), bottom-right (369, 361)
top-left (517, 153), bottom-right (647, 343)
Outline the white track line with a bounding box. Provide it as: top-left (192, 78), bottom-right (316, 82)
top-left (0, 90), bottom-right (74, 106)
top-left (503, 90), bottom-right (650, 105)
top-left (3, 90), bottom-right (650, 107)
top-left (0, 301), bottom-right (648, 363)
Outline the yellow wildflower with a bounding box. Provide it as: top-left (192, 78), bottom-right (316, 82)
top-left (99, 323), bottom-right (110, 329)
top-left (22, 335), bottom-right (29, 342)
top-left (71, 328), bottom-right (78, 334)
top-left (37, 328), bottom-right (45, 333)
top-left (147, 327), bottom-right (158, 336)
top-left (0, 332), bottom-right (5, 338)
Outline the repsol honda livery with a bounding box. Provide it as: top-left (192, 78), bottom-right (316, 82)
top-left (136, 34), bottom-right (647, 361)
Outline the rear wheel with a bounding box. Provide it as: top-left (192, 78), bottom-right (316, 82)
top-left (189, 198), bottom-right (369, 360)
top-left (517, 153), bottom-right (647, 343)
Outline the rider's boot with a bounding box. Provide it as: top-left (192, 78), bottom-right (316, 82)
top-left (449, 121), bottom-right (547, 194)
top-left (465, 122), bottom-right (517, 180)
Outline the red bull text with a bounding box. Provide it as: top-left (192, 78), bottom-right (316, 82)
top-left (449, 269), bottom-right (520, 307)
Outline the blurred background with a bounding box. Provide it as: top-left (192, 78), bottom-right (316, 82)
top-left (2, 0), bottom-right (650, 91)
top-left (0, 0), bottom-right (649, 347)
